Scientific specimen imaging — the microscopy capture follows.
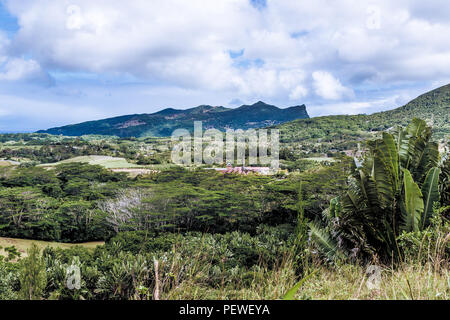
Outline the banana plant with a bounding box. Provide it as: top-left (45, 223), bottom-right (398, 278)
top-left (309, 119), bottom-right (442, 262)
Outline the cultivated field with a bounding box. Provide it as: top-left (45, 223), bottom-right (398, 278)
top-left (0, 237), bottom-right (104, 258)
top-left (39, 155), bottom-right (141, 169)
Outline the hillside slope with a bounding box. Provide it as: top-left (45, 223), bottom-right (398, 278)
top-left (277, 83), bottom-right (450, 147)
top-left (37, 102), bottom-right (309, 138)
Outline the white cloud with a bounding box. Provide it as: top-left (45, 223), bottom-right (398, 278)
top-left (289, 85), bottom-right (308, 100)
top-left (0, 0), bottom-right (449, 129)
top-left (312, 71), bottom-right (354, 100)
top-left (0, 57), bottom-right (45, 81)
top-left (4, 0), bottom-right (450, 92)
top-left (308, 95), bottom-right (403, 117)
top-left (0, 31), bottom-right (49, 83)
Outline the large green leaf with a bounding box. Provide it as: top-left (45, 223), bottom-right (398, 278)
top-left (395, 127), bottom-right (410, 169)
top-left (358, 169), bottom-right (380, 214)
top-left (372, 147), bottom-right (395, 209)
top-left (421, 167), bottom-right (441, 229)
top-left (282, 270), bottom-right (318, 300)
top-left (414, 142), bottom-right (440, 184)
top-left (401, 168), bottom-right (424, 232)
top-left (342, 175), bottom-right (364, 212)
top-left (308, 221), bottom-right (344, 262)
top-left (405, 118), bottom-right (431, 171)
top-left (380, 132), bottom-right (400, 190)
top-left (406, 118), bottom-right (431, 141)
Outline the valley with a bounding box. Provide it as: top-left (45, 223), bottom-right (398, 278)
top-left (0, 84), bottom-right (448, 301)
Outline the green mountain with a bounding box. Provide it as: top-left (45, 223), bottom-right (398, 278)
top-left (37, 101), bottom-right (309, 137)
top-left (277, 83), bottom-right (450, 148)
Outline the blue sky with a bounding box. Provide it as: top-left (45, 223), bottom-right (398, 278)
top-left (0, 0), bottom-right (449, 132)
top-left (0, 2), bottom-right (17, 36)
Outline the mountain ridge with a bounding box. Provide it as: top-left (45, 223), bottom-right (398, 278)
top-left (276, 83), bottom-right (450, 147)
top-left (37, 83), bottom-right (450, 139)
top-left (37, 101), bottom-right (310, 137)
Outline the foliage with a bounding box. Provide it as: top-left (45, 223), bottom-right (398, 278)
top-left (18, 244), bottom-right (47, 300)
top-left (277, 83), bottom-right (450, 152)
top-left (37, 102), bottom-right (309, 138)
top-left (398, 210), bottom-right (450, 264)
top-left (310, 119), bottom-right (445, 262)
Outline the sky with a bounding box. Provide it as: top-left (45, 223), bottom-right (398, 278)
top-left (0, 0), bottom-right (449, 132)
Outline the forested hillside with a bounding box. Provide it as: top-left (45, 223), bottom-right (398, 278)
top-left (38, 102), bottom-right (309, 138)
top-left (277, 84), bottom-right (450, 148)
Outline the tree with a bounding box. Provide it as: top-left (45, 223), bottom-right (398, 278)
top-left (19, 244), bottom-right (47, 300)
top-left (310, 119), bottom-right (442, 262)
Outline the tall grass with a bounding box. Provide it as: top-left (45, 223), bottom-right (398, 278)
top-left (155, 225), bottom-right (449, 300)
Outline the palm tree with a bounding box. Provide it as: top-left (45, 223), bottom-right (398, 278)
top-left (310, 118), bottom-right (442, 262)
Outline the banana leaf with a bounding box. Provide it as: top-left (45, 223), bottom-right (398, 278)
top-left (421, 167), bottom-right (441, 229)
top-left (401, 168), bottom-right (424, 232)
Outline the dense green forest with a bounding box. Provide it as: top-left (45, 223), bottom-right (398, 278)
top-left (0, 158), bottom-right (352, 242)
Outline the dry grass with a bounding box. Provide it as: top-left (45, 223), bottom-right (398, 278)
top-left (38, 155), bottom-right (140, 169)
top-left (163, 261), bottom-right (449, 300)
top-left (158, 234), bottom-right (449, 300)
top-left (296, 263), bottom-right (449, 300)
top-left (0, 237), bottom-right (104, 258)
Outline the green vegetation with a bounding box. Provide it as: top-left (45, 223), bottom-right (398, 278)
top-left (0, 134), bottom-right (173, 167)
top-left (276, 83), bottom-right (450, 159)
top-left (309, 119), bottom-right (447, 262)
top-left (38, 101), bottom-right (309, 138)
top-left (0, 83), bottom-right (448, 301)
top-left (18, 244), bottom-right (47, 300)
top-left (39, 155), bottom-right (141, 169)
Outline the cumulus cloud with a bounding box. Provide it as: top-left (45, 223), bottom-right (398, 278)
top-left (0, 57), bottom-right (45, 81)
top-left (289, 85), bottom-right (308, 100)
top-left (0, 31), bottom-right (49, 83)
top-left (312, 71), bottom-right (354, 100)
top-left (4, 0), bottom-right (450, 92)
top-left (0, 0), bottom-right (449, 129)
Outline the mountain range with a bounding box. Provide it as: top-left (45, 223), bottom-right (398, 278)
top-left (37, 101), bottom-right (309, 137)
top-left (37, 83), bottom-right (450, 140)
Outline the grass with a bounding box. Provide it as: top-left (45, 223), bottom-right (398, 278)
top-left (0, 145), bottom-right (40, 150)
top-left (163, 261), bottom-right (449, 300)
top-left (0, 237), bottom-right (104, 258)
top-left (39, 155), bottom-right (141, 169)
top-left (296, 263), bottom-right (449, 300)
top-left (157, 235), bottom-right (449, 300)
top-left (37, 155), bottom-right (177, 176)
top-left (1, 232), bottom-right (448, 300)
top-left (0, 159), bottom-right (21, 166)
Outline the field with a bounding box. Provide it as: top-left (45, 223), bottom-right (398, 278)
top-left (0, 145), bottom-right (41, 150)
top-left (39, 155), bottom-right (142, 169)
top-left (0, 237), bottom-right (104, 258)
